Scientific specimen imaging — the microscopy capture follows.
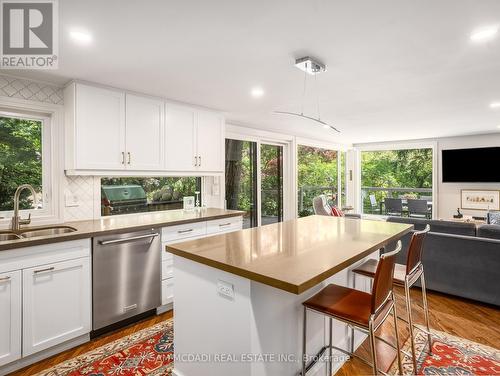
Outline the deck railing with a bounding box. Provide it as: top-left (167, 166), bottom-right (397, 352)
top-left (361, 186), bottom-right (433, 215)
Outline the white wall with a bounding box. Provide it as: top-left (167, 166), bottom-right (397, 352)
top-left (437, 133), bottom-right (500, 218)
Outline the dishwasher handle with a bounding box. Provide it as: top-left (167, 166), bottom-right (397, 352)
top-left (99, 233), bottom-right (159, 246)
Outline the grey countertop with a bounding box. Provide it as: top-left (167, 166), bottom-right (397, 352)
top-left (0, 208), bottom-right (244, 251)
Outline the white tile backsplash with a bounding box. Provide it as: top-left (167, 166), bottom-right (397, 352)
top-left (63, 176), bottom-right (97, 221)
top-left (0, 74), bottom-right (63, 105)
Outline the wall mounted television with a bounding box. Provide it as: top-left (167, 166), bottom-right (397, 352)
top-left (442, 147), bottom-right (500, 183)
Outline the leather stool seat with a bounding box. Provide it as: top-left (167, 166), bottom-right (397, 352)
top-left (303, 284), bottom-right (392, 328)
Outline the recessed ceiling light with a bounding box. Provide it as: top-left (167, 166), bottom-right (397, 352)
top-left (70, 30), bottom-right (92, 44)
top-left (497, 125), bottom-right (500, 129)
top-left (490, 102), bottom-right (500, 109)
top-left (251, 87), bottom-right (264, 98)
top-left (470, 26), bottom-right (498, 42)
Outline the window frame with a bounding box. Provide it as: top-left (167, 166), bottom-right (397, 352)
top-left (0, 96), bottom-right (63, 228)
top-left (354, 141), bottom-right (438, 218)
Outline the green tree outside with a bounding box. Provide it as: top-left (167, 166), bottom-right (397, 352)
top-left (0, 116), bottom-right (42, 211)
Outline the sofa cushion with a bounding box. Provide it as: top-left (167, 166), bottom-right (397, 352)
top-left (428, 220), bottom-right (476, 236)
top-left (477, 224), bottom-right (500, 240)
top-left (386, 216), bottom-right (476, 236)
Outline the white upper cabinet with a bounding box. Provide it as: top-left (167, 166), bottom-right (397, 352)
top-left (0, 270), bottom-right (21, 367)
top-left (126, 94), bottom-right (164, 171)
top-left (165, 104), bottom-right (197, 172)
top-left (165, 104), bottom-right (224, 173)
top-left (196, 110), bottom-right (224, 172)
top-left (67, 83), bottom-right (126, 171)
top-left (64, 81), bottom-right (224, 175)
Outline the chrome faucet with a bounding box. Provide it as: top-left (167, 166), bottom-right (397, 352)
top-left (11, 184), bottom-right (38, 231)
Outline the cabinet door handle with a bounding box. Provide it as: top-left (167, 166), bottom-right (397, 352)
top-left (177, 228), bottom-right (193, 234)
top-left (0, 276), bottom-right (11, 282)
top-left (127, 152), bottom-right (131, 165)
top-left (219, 222), bottom-right (232, 227)
top-left (34, 266), bottom-right (55, 274)
top-left (121, 152), bottom-right (125, 164)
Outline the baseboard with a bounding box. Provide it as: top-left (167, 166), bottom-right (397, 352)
top-left (0, 334), bottom-right (90, 376)
top-left (156, 303), bottom-right (173, 314)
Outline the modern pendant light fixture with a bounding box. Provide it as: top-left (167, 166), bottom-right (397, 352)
top-left (275, 56), bottom-right (340, 132)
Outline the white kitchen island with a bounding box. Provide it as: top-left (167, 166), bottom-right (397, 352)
top-left (167, 216), bottom-right (412, 376)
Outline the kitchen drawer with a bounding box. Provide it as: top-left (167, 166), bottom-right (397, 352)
top-left (161, 221), bottom-right (206, 242)
top-left (162, 258), bottom-right (173, 280)
top-left (162, 249), bottom-right (174, 262)
top-left (206, 216), bottom-right (243, 235)
top-left (161, 278), bottom-right (174, 306)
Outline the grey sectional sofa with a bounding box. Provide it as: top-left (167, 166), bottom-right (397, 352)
top-left (384, 217), bottom-right (500, 306)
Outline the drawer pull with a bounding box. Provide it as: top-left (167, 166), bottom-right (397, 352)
top-left (177, 229), bottom-right (193, 234)
top-left (0, 276), bottom-right (11, 282)
top-left (34, 266), bottom-right (55, 274)
top-left (219, 223), bottom-right (232, 227)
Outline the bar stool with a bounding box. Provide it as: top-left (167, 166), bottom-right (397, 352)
top-left (352, 225), bottom-right (432, 373)
top-left (301, 241), bottom-right (403, 376)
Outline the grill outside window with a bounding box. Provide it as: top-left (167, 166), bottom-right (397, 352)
top-left (101, 177), bottom-right (202, 216)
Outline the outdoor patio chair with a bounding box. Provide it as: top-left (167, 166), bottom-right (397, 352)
top-left (369, 194), bottom-right (380, 214)
top-left (408, 199), bottom-right (431, 219)
top-left (385, 198), bottom-right (403, 216)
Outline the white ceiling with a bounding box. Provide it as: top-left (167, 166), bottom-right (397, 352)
top-left (12, 0), bottom-right (500, 144)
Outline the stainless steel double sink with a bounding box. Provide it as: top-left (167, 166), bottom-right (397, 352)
top-left (0, 226), bottom-right (77, 241)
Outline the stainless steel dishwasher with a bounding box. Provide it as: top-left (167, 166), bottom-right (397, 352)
top-left (92, 228), bottom-right (161, 331)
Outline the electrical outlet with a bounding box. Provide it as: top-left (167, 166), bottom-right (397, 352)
top-left (217, 279), bottom-right (234, 299)
top-left (65, 192), bottom-right (79, 207)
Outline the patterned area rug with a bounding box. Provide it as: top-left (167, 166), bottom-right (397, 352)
top-left (390, 325), bottom-right (500, 375)
top-left (34, 320), bottom-right (173, 376)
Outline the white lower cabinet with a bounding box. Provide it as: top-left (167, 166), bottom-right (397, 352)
top-left (0, 239), bottom-right (91, 371)
top-left (160, 216), bottom-right (243, 308)
top-left (22, 257), bottom-right (91, 356)
top-left (161, 278), bottom-right (174, 306)
top-left (0, 270), bottom-right (22, 367)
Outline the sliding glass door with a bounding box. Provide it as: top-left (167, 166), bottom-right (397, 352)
top-left (225, 139), bottom-right (258, 229)
top-left (260, 143), bottom-right (283, 225)
top-left (225, 139), bottom-right (287, 228)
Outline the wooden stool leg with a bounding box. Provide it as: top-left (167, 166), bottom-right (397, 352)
top-left (420, 272), bottom-right (433, 355)
top-left (405, 281), bottom-right (418, 373)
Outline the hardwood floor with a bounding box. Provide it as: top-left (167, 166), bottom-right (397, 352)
top-left (336, 285), bottom-right (500, 375)
top-left (9, 288), bottom-right (499, 376)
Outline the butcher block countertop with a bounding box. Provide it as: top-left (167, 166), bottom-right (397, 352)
top-left (0, 208), bottom-right (244, 251)
top-left (167, 215), bottom-right (412, 294)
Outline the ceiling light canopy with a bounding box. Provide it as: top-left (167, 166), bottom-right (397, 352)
top-left (274, 56), bottom-right (339, 132)
top-left (490, 102), bottom-right (500, 109)
top-left (470, 25), bottom-right (498, 42)
top-left (70, 30), bottom-right (92, 44)
top-left (294, 57), bottom-right (326, 75)
top-left (251, 87), bottom-right (264, 98)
